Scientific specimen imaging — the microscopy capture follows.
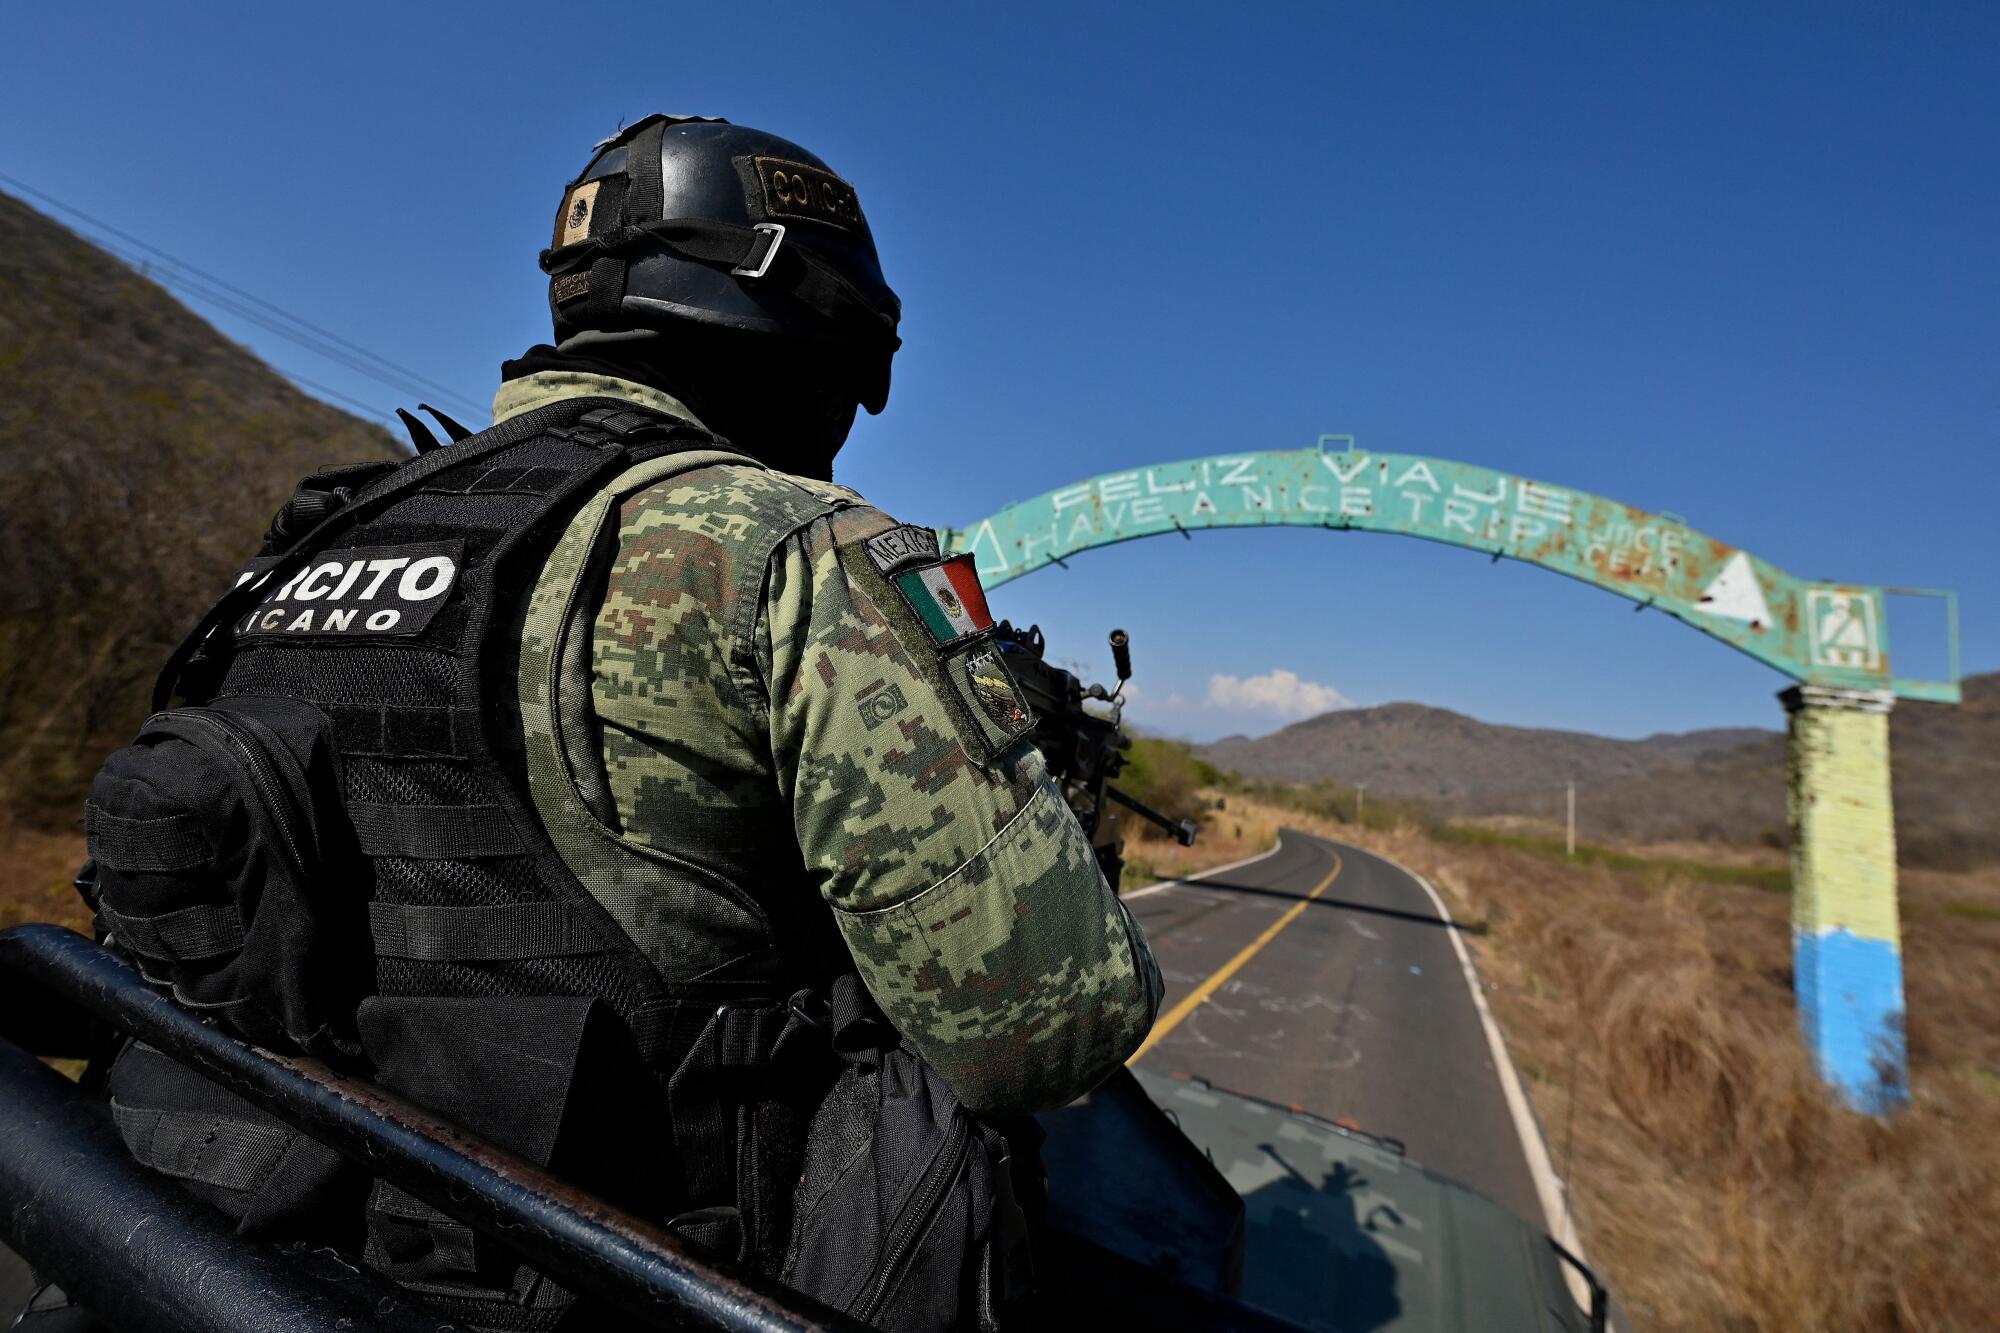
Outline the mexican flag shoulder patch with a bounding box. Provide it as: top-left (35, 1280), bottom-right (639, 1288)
top-left (893, 553), bottom-right (993, 646)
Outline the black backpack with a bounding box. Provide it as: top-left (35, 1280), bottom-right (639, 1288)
top-left (83, 692), bottom-right (367, 1060)
top-left (783, 977), bottom-right (1035, 1332)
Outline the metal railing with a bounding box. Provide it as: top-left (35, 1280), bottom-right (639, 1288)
top-left (0, 923), bottom-right (855, 1333)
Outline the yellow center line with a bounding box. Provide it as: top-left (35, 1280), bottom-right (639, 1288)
top-left (1128, 850), bottom-right (1343, 1065)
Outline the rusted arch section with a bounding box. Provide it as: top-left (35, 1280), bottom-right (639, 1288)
top-left (940, 441), bottom-right (1957, 702)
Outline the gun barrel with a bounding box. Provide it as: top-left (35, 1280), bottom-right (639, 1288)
top-left (1109, 628), bottom-right (1132, 682)
top-left (1106, 784), bottom-right (1199, 846)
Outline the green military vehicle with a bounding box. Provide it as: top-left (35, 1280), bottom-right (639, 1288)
top-left (1034, 1064), bottom-right (1602, 1332)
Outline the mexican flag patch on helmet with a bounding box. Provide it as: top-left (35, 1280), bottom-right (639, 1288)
top-left (894, 554), bottom-right (993, 645)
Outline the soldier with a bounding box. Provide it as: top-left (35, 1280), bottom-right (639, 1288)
top-left (510, 114), bottom-right (1161, 1117)
top-left (511, 112), bottom-right (1167, 1322)
top-left (80, 113), bottom-right (1161, 1331)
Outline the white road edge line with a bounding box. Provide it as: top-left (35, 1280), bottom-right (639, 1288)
top-left (1364, 844), bottom-right (1599, 1317)
top-left (1121, 840), bottom-right (1287, 900)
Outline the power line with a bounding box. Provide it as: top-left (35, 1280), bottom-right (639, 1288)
top-left (120, 247), bottom-right (474, 418)
top-left (0, 170), bottom-right (489, 422)
top-left (0, 168), bottom-right (487, 418)
top-left (273, 368), bottom-right (403, 426)
top-left (88, 244), bottom-right (410, 430)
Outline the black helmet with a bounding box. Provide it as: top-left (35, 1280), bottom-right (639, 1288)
top-left (540, 115), bottom-right (901, 413)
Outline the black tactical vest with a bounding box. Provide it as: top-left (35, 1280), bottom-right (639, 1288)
top-left (92, 398), bottom-right (830, 1328)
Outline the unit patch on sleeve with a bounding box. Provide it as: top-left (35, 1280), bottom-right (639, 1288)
top-left (943, 641), bottom-right (1035, 757)
top-left (234, 541), bottom-right (464, 639)
top-left (856, 680), bottom-right (910, 731)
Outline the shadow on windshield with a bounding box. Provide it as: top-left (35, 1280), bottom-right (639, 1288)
top-left (1237, 1154), bottom-right (1402, 1332)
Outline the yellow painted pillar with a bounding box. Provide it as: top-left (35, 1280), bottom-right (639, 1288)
top-left (1782, 685), bottom-right (1905, 1112)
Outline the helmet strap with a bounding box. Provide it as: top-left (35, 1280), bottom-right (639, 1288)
top-left (565, 116), bottom-right (672, 332)
top-left (581, 175), bottom-right (628, 332)
top-left (619, 117), bottom-right (669, 236)
top-left (543, 217), bottom-right (900, 356)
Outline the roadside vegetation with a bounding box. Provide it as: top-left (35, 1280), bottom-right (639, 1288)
top-left (1435, 822), bottom-right (1793, 894)
top-left (1114, 735), bottom-right (2000, 1333)
top-left (1117, 744), bottom-right (1791, 895)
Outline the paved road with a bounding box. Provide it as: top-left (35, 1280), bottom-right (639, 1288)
top-left (1127, 829), bottom-right (1548, 1231)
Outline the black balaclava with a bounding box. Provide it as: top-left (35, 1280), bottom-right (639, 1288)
top-left (501, 324), bottom-right (862, 481)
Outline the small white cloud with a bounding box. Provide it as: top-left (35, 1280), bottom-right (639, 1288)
top-left (1206, 669), bottom-right (1351, 719)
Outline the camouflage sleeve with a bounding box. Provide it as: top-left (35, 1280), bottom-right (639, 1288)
top-left (760, 506), bottom-right (1162, 1117)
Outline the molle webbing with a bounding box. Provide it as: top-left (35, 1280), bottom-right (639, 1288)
top-left (112, 1100), bottom-right (296, 1193)
top-left (84, 802), bottom-right (210, 872)
top-left (327, 704), bottom-right (480, 758)
top-left (367, 901), bottom-right (611, 962)
top-left (98, 902), bottom-right (245, 964)
top-left (198, 399), bottom-right (714, 1051)
top-left (347, 802), bottom-right (521, 859)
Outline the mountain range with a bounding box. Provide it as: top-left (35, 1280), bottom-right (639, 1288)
top-left (1203, 705), bottom-right (1772, 803)
top-left (1200, 673), bottom-right (1998, 868)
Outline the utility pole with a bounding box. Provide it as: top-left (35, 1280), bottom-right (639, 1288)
top-left (1566, 781), bottom-right (1576, 859)
top-left (1355, 783), bottom-right (1366, 825)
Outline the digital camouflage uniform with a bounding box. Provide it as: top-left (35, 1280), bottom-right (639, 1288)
top-left (500, 368), bottom-right (1162, 1116)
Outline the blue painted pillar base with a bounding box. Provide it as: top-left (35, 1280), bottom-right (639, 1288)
top-left (1794, 928), bottom-right (1907, 1114)
top-left (1783, 685), bottom-right (1907, 1115)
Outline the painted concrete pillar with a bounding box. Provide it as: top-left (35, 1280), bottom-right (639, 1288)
top-left (1782, 684), bottom-right (1906, 1112)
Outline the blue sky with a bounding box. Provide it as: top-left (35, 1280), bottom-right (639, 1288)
top-left (4, 2), bottom-right (1993, 743)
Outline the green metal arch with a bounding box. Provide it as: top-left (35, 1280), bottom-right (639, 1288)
top-left (941, 439), bottom-right (1958, 702)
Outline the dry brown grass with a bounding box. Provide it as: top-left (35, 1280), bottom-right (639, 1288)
top-left (1123, 797), bottom-right (2000, 1329)
top-left (0, 823), bottom-right (89, 933)
top-left (1118, 797), bottom-right (1296, 885)
top-left (1319, 818), bottom-right (2000, 1333)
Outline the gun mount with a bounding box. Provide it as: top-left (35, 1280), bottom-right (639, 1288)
top-left (994, 624), bottom-right (1199, 890)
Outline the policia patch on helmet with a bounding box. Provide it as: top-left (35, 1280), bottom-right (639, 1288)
top-left (751, 156), bottom-right (867, 234)
top-left (843, 529), bottom-right (1034, 762)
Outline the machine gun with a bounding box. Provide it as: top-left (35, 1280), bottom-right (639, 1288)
top-left (993, 623), bottom-right (1198, 890)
